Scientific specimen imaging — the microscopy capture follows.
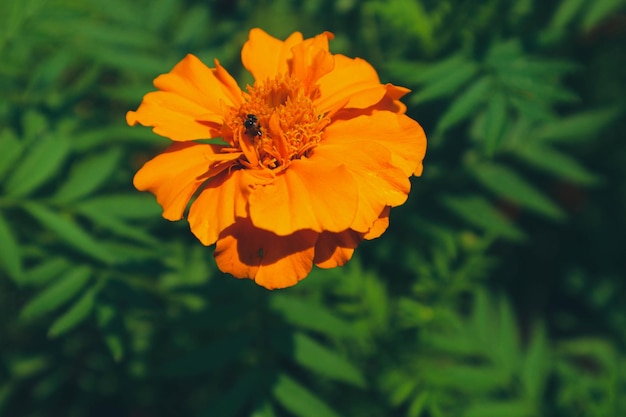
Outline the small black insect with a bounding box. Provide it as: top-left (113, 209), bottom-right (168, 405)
top-left (244, 114), bottom-right (262, 137)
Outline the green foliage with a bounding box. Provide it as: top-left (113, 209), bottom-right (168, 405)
top-left (1, 0), bottom-right (625, 416)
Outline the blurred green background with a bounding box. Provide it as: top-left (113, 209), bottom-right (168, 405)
top-left (1, 0), bottom-right (626, 416)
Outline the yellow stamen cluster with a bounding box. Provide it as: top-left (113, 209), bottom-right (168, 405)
top-left (227, 74), bottom-right (329, 172)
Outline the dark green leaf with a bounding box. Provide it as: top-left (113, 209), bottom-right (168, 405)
top-left (5, 135), bottom-right (69, 197)
top-left (386, 54), bottom-right (466, 85)
top-left (72, 126), bottom-right (160, 151)
top-left (274, 332), bottom-right (366, 387)
top-left (77, 208), bottom-right (159, 246)
top-left (76, 194), bottom-right (162, 220)
top-left (501, 72), bottom-right (579, 104)
top-left (272, 374), bottom-right (340, 417)
top-left (533, 107), bottom-right (621, 143)
top-left (104, 333), bottom-right (124, 362)
top-left (157, 334), bottom-right (252, 377)
top-left (24, 203), bottom-right (117, 264)
top-left (509, 143), bottom-right (599, 185)
top-left (436, 77), bottom-right (491, 133)
top-left (440, 195), bottom-right (525, 241)
top-left (426, 363), bottom-right (507, 392)
top-left (471, 163), bottom-right (565, 220)
top-left (583, 0), bottom-right (624, 30)
top-left (410, 60), bottom-right (478, 105)
top-left (269, 295), bottom-right (354, 338)
top-left (53, 148), bottom-right (123, 202)
top-left (20, 265), bottom-right (91, 320)
top-left (483, 91), bottom-right (508, 155)
top-left (20, 258), bottom-right (70, 286)
top-left (549, 0), bottom-right (586, 29)
top-left (0, 212), bottom-right (22, 281)
top-left (493, 296), bottom-right (520, 374)
top-left (48, 286), bottom-right (98, 337)
top-left (521, 323), bottom-right (549, 401)
top-left (199, 369), bottom-right (260, 417)
top-left (464, 400), bottom-right (533, 417)
top-left (0, 128), bottom-right (23, 181)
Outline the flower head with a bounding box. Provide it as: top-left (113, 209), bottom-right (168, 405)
top-left (128, 29), bottom-right (426, 289)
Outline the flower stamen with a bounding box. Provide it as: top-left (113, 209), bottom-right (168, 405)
top-left (227, 74), bottom-right (330, 171)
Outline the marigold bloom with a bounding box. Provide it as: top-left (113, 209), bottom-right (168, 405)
top-left (128, 28), bottom-right (426, 289)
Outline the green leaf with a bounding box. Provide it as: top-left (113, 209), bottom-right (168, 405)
top-left (157, 334), bottom-right (252, 377)
top-left (549, 0), bottom-right (586, 29)
top-left (521, 323), bottom-right (549, 401)
top-left (104, 333), bottom-right (124, 362)
top-left (272, 374), bottom-right (340, 417)
top-left (0, 128), bottom-right (23, 181)
top-left (501, 72), bottom-right (579, 104)
top-left (410, 60), bottom-right (478, 104)
top-left (493, 296), bottom-right (520, 375)
top-left (20, 265), bottom-right (91, 320)
top-left (48, 286), bottom-right (98, 337)
top-left (53, 148), bottom-right (122, 202)
top-left (24, 203), bottom-right (117, 264)
top-left (386, 54), bottom-right (466, 85)
top-left (583, 0), bottom-right (624, 30)
top-left (20, 258), bottom-right (70, 286)
top-left (464, 400), bottom-right (533, 417)
top-left (274, 332), bottom-right (366, 387)
top-left (471, 163), bottom-right (565, 220)
top-left (77, 207), bottom-right (159, 246)
top-left (269, 295), bottom-right (354, 338)
top-left (0, 212), bottom-right (22, 281)
top-left (427, 363), bottom-right (507, 392)
top-left (4, 135), bottom-right (69, 197)
top-left (483, 91), bottom-right (508, 155)
top-left (436, 76), bottom-right (491, 133)
top-left (533, 107), bottom-right (621, 143)
top-left (76, 194), bottom-right (162, 220)
top-left (440, 195), bottom-right (525, 241)
top-left (199, 369), bottom-right (260, 417)
top-left (509, 143), bottom-right (599, 185)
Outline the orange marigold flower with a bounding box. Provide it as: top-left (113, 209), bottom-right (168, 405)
top-left (127, 28), bottom-right (427, 289)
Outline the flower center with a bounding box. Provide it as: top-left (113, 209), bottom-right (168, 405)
top-left (228, 74), bottom-right (329, 171)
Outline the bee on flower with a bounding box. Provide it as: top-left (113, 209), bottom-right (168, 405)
top-left (127, 28), bottom-right (427, 289)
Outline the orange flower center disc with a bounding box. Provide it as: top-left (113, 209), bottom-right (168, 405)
top-left (227, 74), bottom-right (330, 172)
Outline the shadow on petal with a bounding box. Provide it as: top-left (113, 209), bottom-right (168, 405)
top-left (214, 218), bottom-right (318, 290)
top-left (313, 229), bottom-right (363, 269)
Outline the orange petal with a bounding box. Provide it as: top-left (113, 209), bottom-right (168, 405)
top-left (313, 230), bottom-right (362, 269)
top-left (242, 29), bottom-right (304, 82)
top-left (289, 32), bottom-right (335, 94)
top-left (364, 207), bottom-right (390, 240)
top-left (316, 55), bottom-right (388, 114)
top-left (248, 157), bottom-right (359, 236)
top-left (127, 54), bottom-right (242, 141)
top-left (325, 111), bottom-right (427, 177)
top-left (187, 168), bottom-right (254, 246)
top-left (133, 143), bottom-right (240, 220)
top-left (313, 128), bottom-right (411, 233)
top-left (214, 218), bottom-right (318, 290)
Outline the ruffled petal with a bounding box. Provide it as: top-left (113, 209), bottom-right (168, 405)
top-left (242, 29), bottom-right (304, 82)
top-left (289, 32), bottom-right (335, 94)
top-left (313, 128), bottom-right (411, 233)
top-left (127, 54), bottom-right (243, 141)
top-left (364, 207), bottom-right (390, 240)
top-left (325, 111), bottom-right (427, 177)
top-left (187, 168), bottom-right (258, 246)
top-left (214, 218), bottom-right (318, 289)
top-left (313, 230), bottom-right (362, 269)
top-left (133, 142), bottom-right (240, 221)
top-left (315, 55), bottom-right (388, 114)
top-left (248, 157), bottom-right (359, 236)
